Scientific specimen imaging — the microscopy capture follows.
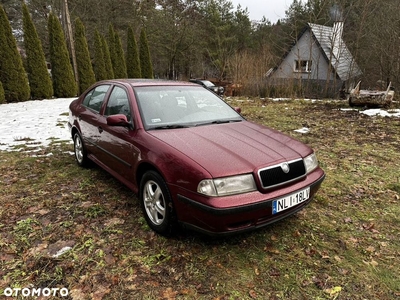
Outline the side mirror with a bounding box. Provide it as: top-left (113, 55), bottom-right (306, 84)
top-left (107, 114), bottom-right (130, 127)
top-left (234, 107), bottom-right (242, 114)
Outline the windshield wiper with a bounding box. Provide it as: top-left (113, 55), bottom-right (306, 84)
top-left (152, 124), bottom-right (190, 130)
top-left (195, 119), bottom-right (242, 126)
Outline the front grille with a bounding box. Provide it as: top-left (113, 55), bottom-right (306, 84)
top-left (258, 159), bottom-right (306, 189)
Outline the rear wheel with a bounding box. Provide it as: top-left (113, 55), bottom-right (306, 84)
top-left (140, 171), bottom-right (175, 235)
top-left (73, 133), bottom-right (90, 167)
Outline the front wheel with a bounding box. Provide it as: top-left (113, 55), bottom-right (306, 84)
top-left (139, 171), bottom-right (175, 235)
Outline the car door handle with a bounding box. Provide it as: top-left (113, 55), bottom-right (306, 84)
top-left (98, 126), bottom-right (103, 133)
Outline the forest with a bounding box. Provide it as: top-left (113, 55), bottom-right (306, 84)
top-left (0, 0), bottom-right (399, 100)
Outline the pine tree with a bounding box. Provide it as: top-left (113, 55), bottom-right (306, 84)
top-left (93, 29), bottom-right (107, 81)
top-left (0, 81), bottom-right (5, 104)
top-left (108, 24), bottom-right (117, 77)
top-left (74, 18), bottom-right (95, 93)
top-left (126, 26), bottom-right (141, 78)
top-left (0, 5), bottom-right (30, 102)
top-left (101, 34), bottom-right (114, 79)
top-left (48, 13), bottom-right (77, 98)
top-left (113, 30), bottom-right (128, 78)
top-left (139, 27), bottom-right (154, 79)
top-left (22, 3), bottom-right (53, 99)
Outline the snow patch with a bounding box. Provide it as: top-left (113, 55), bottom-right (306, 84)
top-left (294, 127), bottom-right (310, 134)
top-left (360, 109), bottom-right (400, 117)
top-left (0, 98), bottom-right (75, 151)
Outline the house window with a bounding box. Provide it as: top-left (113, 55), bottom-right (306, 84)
top-left (294, 60), bottom-right (312, 73)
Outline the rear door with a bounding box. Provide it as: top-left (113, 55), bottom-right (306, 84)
top-left (78, 84), bottom-right (110, 156)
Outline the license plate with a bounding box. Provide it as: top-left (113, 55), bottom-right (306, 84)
top-left (272, 187), bottom-right (310, 214)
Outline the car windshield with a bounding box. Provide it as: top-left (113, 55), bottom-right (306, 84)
top-left (134, 86), bottom-right (243, 130)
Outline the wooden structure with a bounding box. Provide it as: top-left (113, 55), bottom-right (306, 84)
top-left (348, 81), bottom-right (395, 107)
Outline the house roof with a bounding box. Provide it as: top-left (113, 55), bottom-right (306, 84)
top-left (308, 22), bottom-right (362, 81)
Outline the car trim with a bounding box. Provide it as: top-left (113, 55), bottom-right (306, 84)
top-left (87, 140), bottom-right (132, 168)
top-left (177, 174), bottom-right (325, 216)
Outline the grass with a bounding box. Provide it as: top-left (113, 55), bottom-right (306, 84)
top-left (0, 98), bottom-right (399, 299)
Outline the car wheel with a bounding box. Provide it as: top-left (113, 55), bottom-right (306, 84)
top-left (73, 133), bottom-right (90, 167)
top-left (140, 171), bottom-right (175, 235)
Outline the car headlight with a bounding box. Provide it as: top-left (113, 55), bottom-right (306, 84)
top-left (304, 153), bottom-right (318, 174)
top-left (197, 174), bottom-right (257, 197)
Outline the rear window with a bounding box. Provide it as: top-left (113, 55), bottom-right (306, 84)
top-left (82, 85), bottom-right (110, 112)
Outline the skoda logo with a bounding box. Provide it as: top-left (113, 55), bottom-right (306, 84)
top-left (281, 162), bottom-right (290, 173)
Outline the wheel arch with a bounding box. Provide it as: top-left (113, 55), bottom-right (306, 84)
top-left (70, 125), bottom-right (80, 139)
top-left (136, 162), bottom-right (163, 191)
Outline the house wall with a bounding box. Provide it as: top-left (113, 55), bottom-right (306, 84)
top-left (272, 29), bottom-right (336, 81)
top-left (268, 29), bottom-right (345, 98)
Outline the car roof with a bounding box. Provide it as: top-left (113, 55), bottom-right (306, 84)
top-left (97, 79), bottom-right (199, 88)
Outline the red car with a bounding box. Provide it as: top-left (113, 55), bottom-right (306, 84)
top-left (68, 79), bottom-right (325, 236)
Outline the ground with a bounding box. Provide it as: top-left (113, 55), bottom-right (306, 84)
top-left (0, 98), bottom-right (399, 299)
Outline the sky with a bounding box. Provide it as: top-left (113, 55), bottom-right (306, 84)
top-left (0, 98), bottom-right (399, 152)
top-left (230, 0), bottom-right (291, 23)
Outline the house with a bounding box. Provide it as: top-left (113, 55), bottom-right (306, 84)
top-left (269, 22), bottom-right (362, 98)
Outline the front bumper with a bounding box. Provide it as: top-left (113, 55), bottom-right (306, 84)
top-left (175, 168), bottom-right (325, 236)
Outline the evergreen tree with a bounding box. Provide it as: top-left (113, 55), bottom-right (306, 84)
top-left (0, 81), bottom-right (5, 104)
top-left (101, 34), bottom-right (114, 79)
top-left (113, 30), bottom-right (128, 78)
top-left (93, 29), bottom-right (107, 81)
top-left (48, 13), bottom-right (77, 98)
top-left (22, 3), bottom-right (53, 99)
top-left (108, 24), bottom-right (117, 77)
top-left (0, 5), bottom-right (30, 102)
top-left (74, 18), bottom-right (95, 93)
top-left (126, 26), bottom-right (141, 78)
top-left (139, 27), bottom-right (153, 79)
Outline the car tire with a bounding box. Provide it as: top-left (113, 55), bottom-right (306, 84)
top-left (73, 132), bottom-right (90, 167)
top-left (140, 171), bottom-right (175, 235)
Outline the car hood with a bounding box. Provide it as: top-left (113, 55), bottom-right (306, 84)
top-left (148, 121), bottom-right (312, 177)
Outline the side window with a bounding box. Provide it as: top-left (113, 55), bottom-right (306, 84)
top-left (105, 86), bottom-right (131, 121)
top-left (82, 85), bottom-right (110, 112)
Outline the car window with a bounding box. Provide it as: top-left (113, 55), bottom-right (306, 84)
top-left (105, 86), bottom-right (131, 121)
top-left (82, 85), bottom-right (110, 112)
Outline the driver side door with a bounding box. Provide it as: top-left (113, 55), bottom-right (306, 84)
top-left (96, 85), bottom-right (140, 184)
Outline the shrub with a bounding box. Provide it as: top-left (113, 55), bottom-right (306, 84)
top-left (22, 3), bottom-right (53, 99)
top-left (0, 5), bottom-right (30, 102)
top-left (48, 13), bottom-right (77, 97)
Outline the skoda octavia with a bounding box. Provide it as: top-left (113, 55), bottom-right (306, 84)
top-left (68, 79), bottom-right (325, 236)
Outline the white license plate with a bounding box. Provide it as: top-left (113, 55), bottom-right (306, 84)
top-left (272, 187), bottom-right (310, 214)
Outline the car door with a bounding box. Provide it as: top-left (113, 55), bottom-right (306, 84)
top-left (78, 84), bottom-right (111, 156)
top-left (96, 85), bottom-right (140, 183)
